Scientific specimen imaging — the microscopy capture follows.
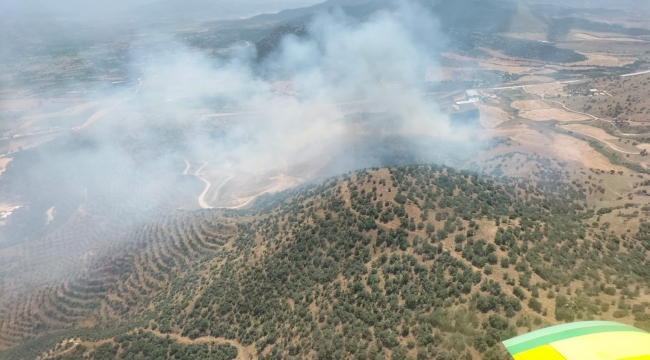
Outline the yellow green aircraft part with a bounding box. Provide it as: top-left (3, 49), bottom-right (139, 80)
top-left (502, 321), bottom-right (650, 360)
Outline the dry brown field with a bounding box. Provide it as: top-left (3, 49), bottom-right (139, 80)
top-left (511, 100), bottom-right (551, 111)
top-left (478, 104), bottom-right (512, 129)
top-left (562, 123), bottom-right (619, 140)
top-left (511, 100), bottom-right (591, 121)
top-left (568, 30), bottom-right (646, 43)
top-left (486, 124), bottom-right (628, 172)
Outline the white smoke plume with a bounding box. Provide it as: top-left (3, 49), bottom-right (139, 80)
top-left (0, 0), bottom-right (480, 288)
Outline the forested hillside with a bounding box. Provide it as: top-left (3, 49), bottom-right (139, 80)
top-left (3, 161), bottom-right (650, 360)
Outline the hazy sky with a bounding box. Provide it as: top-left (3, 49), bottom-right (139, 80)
top-left (1, 0), bottom-right (325, 18)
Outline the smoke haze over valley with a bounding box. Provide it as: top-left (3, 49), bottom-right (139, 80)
top-left (0, 0), bottom-right (475, 291)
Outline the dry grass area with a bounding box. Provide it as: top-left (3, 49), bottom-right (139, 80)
top-left (549, 133), bottom-right (627, 171)
top-left (574, 52), bottom-right (638, 67)
top-left (512, 100), bottom-right (591, 121)
top-left (442, 52), bottom-right (544, 75)
top-left (216, 173), bottom-right (306, 209)
top-left (514, 76), bottom-right (556, 84)
top-left (477, 104), bottom-right (512, 129)
top-left (562, 123), bottom-right (619, 140)
top-left (520, 109), bottom-right (591, 122)
top-left (524, 83), bottom-right (566, 97)
top-left (194, 163), bottom-right (316, 209)
top-left (487, 124), bottom-right (626, 172)
top-left (479, 61), bottom-right (539, 74)
top-left (568, 30), bottom-right (645, 43)
top-left (511, 100), bottom-right (551, 111)
top-left (500, 32), bottom-right (548, 42)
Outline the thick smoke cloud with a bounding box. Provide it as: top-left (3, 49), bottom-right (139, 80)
top-left (134, 0), bottom-right (471, 181)
top-left (0, 0), bottom-right (480, 289)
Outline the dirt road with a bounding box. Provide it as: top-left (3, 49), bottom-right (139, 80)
top-left (183, 159), bottom-right (190, 175)
top-left (621, 69), bottom-right (650, 77)
top-left (195, 162), bottom-right (213, 209)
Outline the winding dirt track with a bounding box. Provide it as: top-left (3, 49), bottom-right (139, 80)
top-left (183, 159), bottom-right (190, 175)
top-left (192, 161), bottom-right (236, 209)
top-left (195, 162), bottom-right (213, 209)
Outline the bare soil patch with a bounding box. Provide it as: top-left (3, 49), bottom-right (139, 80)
top-left (549, 133), bottom-right (626, 172)
top-left (0, 158), bottom-right (12, 176)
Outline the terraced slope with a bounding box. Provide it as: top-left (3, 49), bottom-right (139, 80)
top-left (2, 161), bottom-right (650, 360)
